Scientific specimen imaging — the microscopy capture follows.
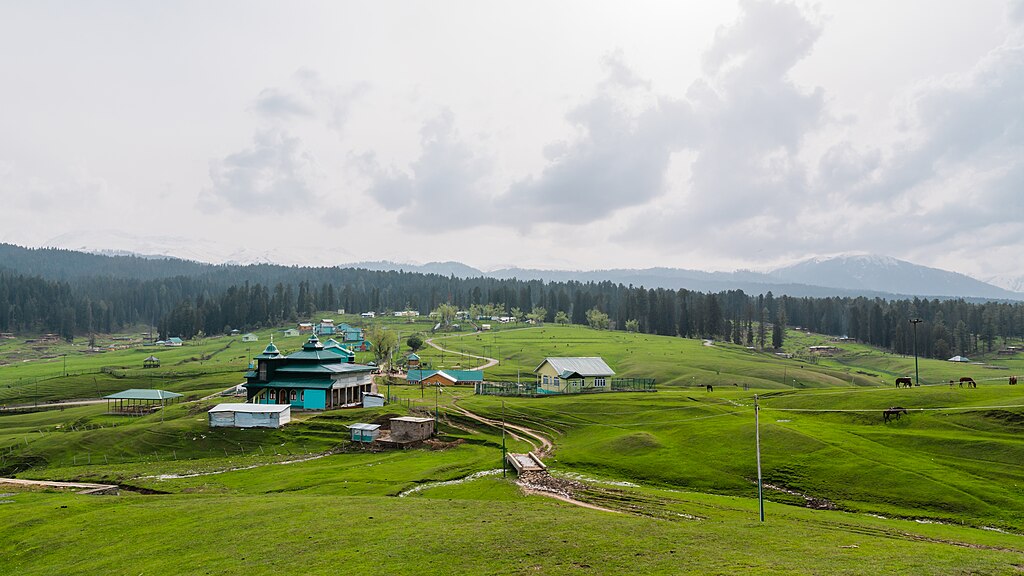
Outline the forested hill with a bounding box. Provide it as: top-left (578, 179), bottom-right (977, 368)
top-left (1, 243), bottom-right (1022, 360)
top-left (0, 243), bottom-right (211, 281)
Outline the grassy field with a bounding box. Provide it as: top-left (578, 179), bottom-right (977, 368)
top-left (3, 322), bottom-right (1024, 573)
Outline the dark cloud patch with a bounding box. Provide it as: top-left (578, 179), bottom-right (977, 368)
top-left (494, 53), bottom-right (697, 225)
top-left (204, 129), bottom-right (319, 208)
top-left (363, 109), bottom-right (493, 226)
top-left (254, 87), bottom-right (314, 119)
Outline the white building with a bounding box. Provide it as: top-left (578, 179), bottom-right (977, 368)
top-left (208, 403), bottom-right (291, 428)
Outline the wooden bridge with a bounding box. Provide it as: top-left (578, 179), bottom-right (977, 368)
top-left (506, 451), bottom-right (546, 474)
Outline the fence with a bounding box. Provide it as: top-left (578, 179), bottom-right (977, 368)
top-left (476, 378), bottom-right (656, 397)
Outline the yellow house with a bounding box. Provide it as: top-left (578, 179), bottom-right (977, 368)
top-left (535, 357), bottom-right (615, 394)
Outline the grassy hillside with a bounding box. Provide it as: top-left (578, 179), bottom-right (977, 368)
top-left (3, 323), bottom-right (1024, 573)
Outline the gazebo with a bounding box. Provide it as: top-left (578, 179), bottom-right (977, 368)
top-left (143, 355), bottom-right (160, 369)
top-left (104, 389), bottom-right (183, 415)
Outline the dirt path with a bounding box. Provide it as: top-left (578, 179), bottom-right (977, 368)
top-left (424, 335), bottom-right (498, 370)
top-left (0, 477), bottom-right (118, 494)
top-left (450, 403), bottom-right (553, 456)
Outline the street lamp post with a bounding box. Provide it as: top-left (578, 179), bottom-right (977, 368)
top-left (910, 318), bottom-right (923, 386)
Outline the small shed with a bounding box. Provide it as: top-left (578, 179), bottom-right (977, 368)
top-left (283, 328), bottom-right (300, 337)
top-left (208, 403), bottom-right (290, 428)
top-left (362, 393), bottom-right (385, 407)
top-left (242, 333), bottom-right (259, 342)
top-left (389, 416), bottom-right (434, 443)
top-left (407, 353), bottom-right (421, 369)
top-left (143, 355), bottom-right (160, 369)
top-left (350, 423), bottom-right (381, 443)
top-left (104, 389), bottom-right (183, 415)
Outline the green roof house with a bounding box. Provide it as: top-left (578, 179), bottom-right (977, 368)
top-left (244, 334), bottom-right (376, 410)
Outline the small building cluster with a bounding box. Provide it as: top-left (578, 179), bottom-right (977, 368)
top-left (349, 416), bottom-right (435, 446)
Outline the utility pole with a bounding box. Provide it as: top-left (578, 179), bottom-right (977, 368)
top-left (910, 318), bottom-right (923, 386)
top-left (755, 394), bottom-right (764, 522)
top-left (501, 400), bottom-right (507, 478)
top-left (62, 354), bottom-right (67, 377)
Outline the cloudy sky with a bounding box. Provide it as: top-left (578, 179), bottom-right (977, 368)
top-left (2, 1), bottom-right (1022, 280)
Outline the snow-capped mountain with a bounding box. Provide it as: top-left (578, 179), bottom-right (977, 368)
top-left (42, 231), bottom-right (354, 267)
top-left (984, 274), bottom-right (1024, 293)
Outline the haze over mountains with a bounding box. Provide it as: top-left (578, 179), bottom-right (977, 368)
top-left (16, 234), bottom-right (1023, 302)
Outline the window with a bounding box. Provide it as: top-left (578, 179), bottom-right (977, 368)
top-left (300, 391), bottom-right (304, 401)
top-left (554, 377), bottom-right (560, 386)
top-left (290, 390), bottom-right (297, 401)
top-left (594, 378), bottom-right (606, 387)
top-left (543, 375), bottom-right (550, 385)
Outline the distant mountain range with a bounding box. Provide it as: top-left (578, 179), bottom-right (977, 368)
top-left (19, 233), bottom-right (1024, 301)
top-left (348, 255), bottom-right (1024, 301)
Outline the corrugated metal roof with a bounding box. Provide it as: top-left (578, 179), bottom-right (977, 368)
top-left (277, 363), bottom-right (375, 374)
top-left (244, 378), bottom-right (334, 389)
top-left (407, 369), bottom-right (483, 382)
top-left (104, 389), bottom-right (184, 400)
top-left (535, 357), bottom-right (615, 377)
top-left (349, 423), bottom-right (380, 431)
top-left (209, 403), bottom-right (290, 414)
top-left (391, 416), bottom-right (432, 423)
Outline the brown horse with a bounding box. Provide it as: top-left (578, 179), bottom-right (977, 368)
top-left (895, 377), bottom-right (913, 388)
top-left (959, 377), bottom-right (977, 389)
top-left (1011, 376), bottom-right (1018, 386)
top-left (883, 406), bottom-right (908, 423)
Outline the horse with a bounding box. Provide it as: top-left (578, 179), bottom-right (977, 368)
top-left (1010, 376), bottom-right (1018, 386)
top-left (883, 406), bottom-right (908, 423)
top-left (706, 384), bottom-right (713, 392)
top-left (960, 377), bottom-right (977, 389)
top-left (895, 377), bottom-right (913, 388)
top-left (949, 380), bottom-right (955, 388)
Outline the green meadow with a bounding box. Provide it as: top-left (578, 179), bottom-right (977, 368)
top-left (2, 322), bottom-right (1024, 574)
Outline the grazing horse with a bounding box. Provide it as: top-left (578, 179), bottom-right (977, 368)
top-left (1011, 376), bottom-right (1018, 386)
top-left (706, 384), bottom-right (713, 392)
top-left (883, 406), bottom-right (908, 423)
top-left (895, 377), bottom-right (913, 388)
top-left (959, 377), bottom-right (977, 389)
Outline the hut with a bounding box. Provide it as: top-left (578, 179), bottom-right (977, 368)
top-left (350, 423), bottom-right (380, 443)
top-left (241, 333), bottom-right (259, 342)
top-left (406, 353), bottom-right (421, 369)
top-left (208, 403), bottom-right (290, 428)
top-left (389, 416), bottom-right (434, 443)
top-left (143, 355), bottom-right (160, 369)
top-left (104, 389), bottom-right (183, 415)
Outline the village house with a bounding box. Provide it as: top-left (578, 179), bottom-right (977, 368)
top-left (282, 328), bottom-right (300, 337)
top-left (315, 319), bottom-right (336, 335)
top-left (243, 335), bottom-right (376, 410)
top-left (407, 369), bottom-right (483, 387)
top-left (535, 357), bottom-right (615, 394)
top-left (241, 333), bottom-right (259, 342)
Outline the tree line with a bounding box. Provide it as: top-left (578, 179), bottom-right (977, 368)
top-left (1, 246), bottom-right (1022, 358)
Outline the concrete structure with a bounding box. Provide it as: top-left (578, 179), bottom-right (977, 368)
top-left (389, 416), bottom-right (434, 442)
top-left (208, 403), bottom-right (291, 428)
top-left (350, 423), bottom-right (380, 442)
top-left (535, 357), bottom-right (615, 394)
top-left (244, 336), bottom-right (376, 410)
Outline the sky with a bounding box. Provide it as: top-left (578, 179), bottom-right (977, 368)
top-left (1, 1), bottom-right (1022, 282)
